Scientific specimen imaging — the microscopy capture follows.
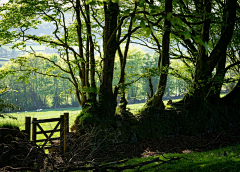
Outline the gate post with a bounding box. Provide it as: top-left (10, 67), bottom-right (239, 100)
top-left (63, 112), bottom-right (69, 154)
top-left (25, 116), bottom-right (31, 140)
top-left (60, 115), bottom-right (64, 153)
top-left (32, 118), bottom-right (37, 142)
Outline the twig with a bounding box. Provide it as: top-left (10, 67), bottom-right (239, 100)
top-left (3, 166), bottom-right (39, 172)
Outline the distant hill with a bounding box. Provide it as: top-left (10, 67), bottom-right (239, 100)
top-left (0, 42), bottom-right (52, 66)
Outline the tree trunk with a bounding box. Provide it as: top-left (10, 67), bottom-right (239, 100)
top-left (205, 51), bottom-right (226, 105)
top-left (85, 4), bottom-right (97, 106)
top-left (144, 0), bottom-right (172, 111)
top-left (99, 1), bottom-right (119, 117)
top-left (184, 0), bottom-right (212, 105)
top-left (179, 0), bottom-right (236, 109)
top-left (53, 77), bottom-right (59, 109)
top-left (148, 76), bottom-right (154, 98)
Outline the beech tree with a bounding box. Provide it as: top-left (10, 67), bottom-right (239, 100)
top-left (142, 0), bottom-right (173, 111)
top-left (167, 0), bottom-right (239, 109)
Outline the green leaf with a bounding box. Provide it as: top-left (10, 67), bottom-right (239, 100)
top-left (171, 17), bottom-right (179, 26)
top-left (149, 4), bottom-right (155, 10)
top-left (149, 23), bottom-right (153, 31)
top-left (145, 27), bottom-right (151, 37)
top-left (166, 13), bottom-right (172, 20)
top-left (193, 36), bottom-right (205, 46)
top-left (123, 9), bottom-right (131, 16)
top-left (88, 1), bottom-right (97, 5)
top-left (183, 30), bottom-right (191, 40)
top-left (140, 19), bottom-right (146, 29)
top-left (139, 0), bottom-right (145, 7)
top-left (132, 16), bottom-right (137, 24)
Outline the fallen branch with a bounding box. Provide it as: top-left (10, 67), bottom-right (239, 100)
top-left (102, 157), bottom-right (182, 171)
top-left (63, 155), bottom-right (183, 172)
top-left (2, 166), bottom-right (39, 172)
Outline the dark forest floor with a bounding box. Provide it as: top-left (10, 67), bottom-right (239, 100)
top-left (96, 126), bottom-right (240, 162)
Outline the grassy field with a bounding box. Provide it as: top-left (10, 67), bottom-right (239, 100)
top-left (107, 143), bottom-right (240, 171)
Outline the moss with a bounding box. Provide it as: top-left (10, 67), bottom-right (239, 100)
top-left (71, 102), bottom-right (240, 144)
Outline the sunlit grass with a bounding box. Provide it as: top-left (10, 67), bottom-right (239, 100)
top-left (107, 144), bottom-right (240, 171)
top-left (127, 103), bottom-right (146, 112)
top-left (127, 98), bottom-right (182, 113)
top-left (0, 119), bottom-right (21, 129)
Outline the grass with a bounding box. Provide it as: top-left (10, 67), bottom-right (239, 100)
top-left (3, 98), bottom-right (179, 129)
top-left (127, 98), bottom-right (182, 113)
top-left (0, 120), bottom-right (21, 129)
top-left (107, 143), bottom-right (240, 171)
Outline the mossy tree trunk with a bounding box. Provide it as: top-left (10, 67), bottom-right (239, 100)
top-left (98, 1), bottom-right (119, 117)
top-left (144, 0), bottom-right (172, 111)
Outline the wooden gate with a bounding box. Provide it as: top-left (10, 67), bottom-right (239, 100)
top-left (24, 112), bottom-right (69, 154)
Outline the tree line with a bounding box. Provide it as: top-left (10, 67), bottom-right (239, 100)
top-left (2, 46), bottom-right (197, 111)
